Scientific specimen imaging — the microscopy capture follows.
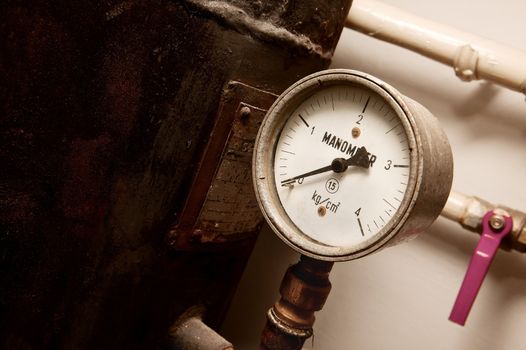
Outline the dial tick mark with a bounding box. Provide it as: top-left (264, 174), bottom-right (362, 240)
top-left (383, 198), bottom-right (396, 210)
top-left (298, 114), bottom-right (309, 127)
top-left (357, 218), bottom-right (365, 236)
top-left (386, 123), bottom-right (400, 134)
top-left (362, 96), bottom-right (371, 113)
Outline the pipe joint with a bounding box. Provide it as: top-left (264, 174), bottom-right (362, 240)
top-left (453, 45), bottom-right (479, 82)
top-left (442, 191), bottom-right (526, 252)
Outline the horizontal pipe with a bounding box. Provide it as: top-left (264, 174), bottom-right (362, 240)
top-left (170, 316), bottom-right (234, 350)
top-left (441, 190), bottom-right (526, 252)
top-left (345, 0), bottom-right (526, 95)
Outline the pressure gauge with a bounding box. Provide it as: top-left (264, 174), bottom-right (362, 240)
top-left (253, 69), bottom-right (453, 261)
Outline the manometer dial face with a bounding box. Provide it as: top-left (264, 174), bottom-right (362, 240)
top-left (274, 85), bottom-right (411, 248)
top-left (254, 69), bottom-right (452, 261)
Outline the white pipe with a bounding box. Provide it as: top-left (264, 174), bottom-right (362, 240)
top-left (441, 191), bottom-right (469, 222)
top-left (441, 190), bottom-right (490, 229)
top-left (345, 0), bottom-right (526, 95)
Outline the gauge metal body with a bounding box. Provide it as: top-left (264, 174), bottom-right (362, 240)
top-left (253, 69), bottom-right (453, 261)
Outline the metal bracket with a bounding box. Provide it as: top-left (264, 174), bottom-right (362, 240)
top-left (169, 81), bottom-right (277, 250)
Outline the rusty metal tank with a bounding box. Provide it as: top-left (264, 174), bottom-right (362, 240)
top-left (0, 1), bottom-right (352, 348)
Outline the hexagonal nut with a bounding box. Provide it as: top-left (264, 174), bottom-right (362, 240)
top-left (279, 269), bottom-right (331, 311)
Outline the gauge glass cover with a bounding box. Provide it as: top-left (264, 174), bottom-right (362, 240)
top-left (254, 70), bottom-right (425, 260)
top-left (274, 85), bottom-right (411, 248)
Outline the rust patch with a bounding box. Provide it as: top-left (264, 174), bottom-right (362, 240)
top-left (171, 81), bottom-right (277, 249)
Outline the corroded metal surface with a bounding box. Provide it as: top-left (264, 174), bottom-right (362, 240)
top-left (259, 256), bottom-right (334, 350)
top-left (169, 312), bottom-right (234, 350)
top-left (184, 0), bottom-right (349, 59)
top-left (171, 82), bottom-right (277, 249)
top-left (0, 0), bottom-right (351, 348)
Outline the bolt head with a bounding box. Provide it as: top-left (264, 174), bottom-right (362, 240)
top-left (489, 214), bottom-right (505, 230)
top-left (239, 106), bottom-right (251, 119)
top-left (331, 158), bottom-right (347, 173)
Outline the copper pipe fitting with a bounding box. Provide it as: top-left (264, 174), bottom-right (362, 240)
top-left (259, 255), bottom-right (334, 350)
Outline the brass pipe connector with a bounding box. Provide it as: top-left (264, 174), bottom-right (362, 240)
top-left (259, 255), bottom-right (334, 350)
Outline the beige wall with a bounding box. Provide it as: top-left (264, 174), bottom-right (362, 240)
top-left (222, 1), bottom-right (526, 349)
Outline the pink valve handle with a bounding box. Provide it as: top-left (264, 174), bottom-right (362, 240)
top-left (449, 210), bottom-right (513, 326)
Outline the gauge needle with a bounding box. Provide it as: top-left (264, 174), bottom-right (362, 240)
top-left (281, 146), bottom-right (370, 186)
